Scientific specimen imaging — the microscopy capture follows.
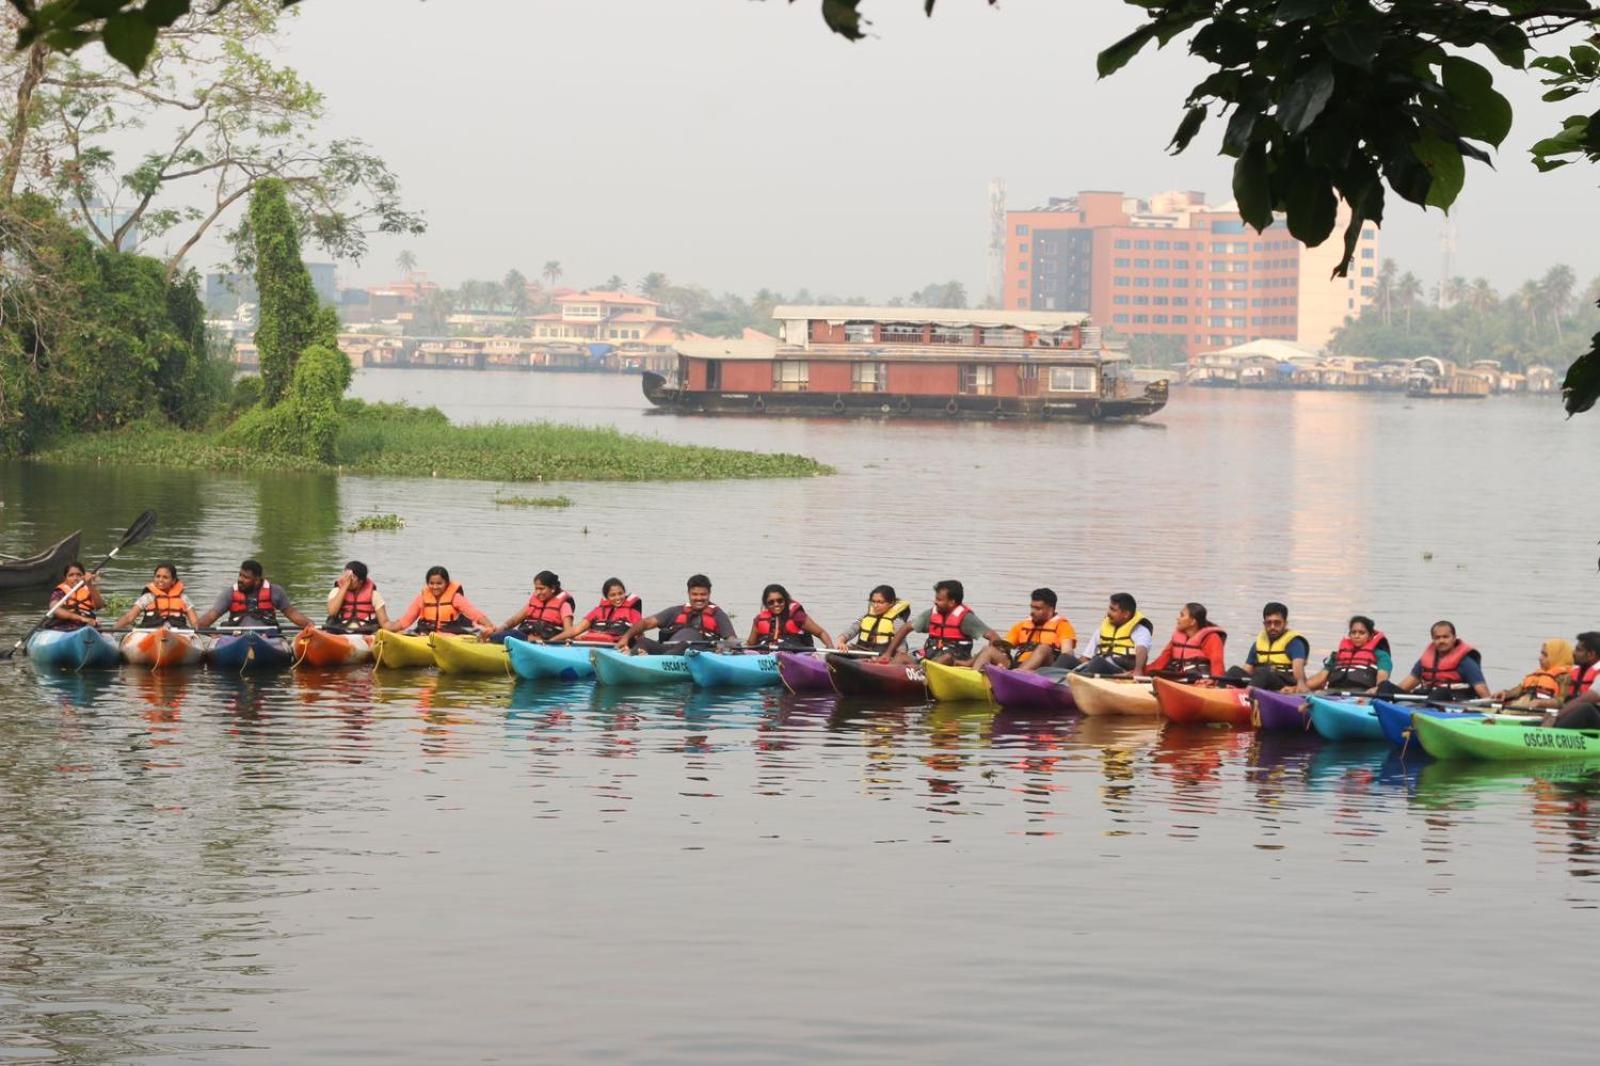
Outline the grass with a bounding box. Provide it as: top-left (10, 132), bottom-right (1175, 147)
top-left (347, 513), bottom-right (405, 532)
top-left (33, 403), bottom-right (833, 483)
top-left (493, 493), bottom-right (573, 508)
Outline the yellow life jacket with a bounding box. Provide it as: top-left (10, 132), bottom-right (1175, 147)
top-left (1253, 629), bottom-right (1306, 669)
top-left (855, 600), bottom-right (910, 647)
top-left (1096, 612), bottom-right (1150, 657)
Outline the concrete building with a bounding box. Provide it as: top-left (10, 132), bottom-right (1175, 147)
top-left (1003, 190), bottom-right (1378, 359)
top-left (206, 262), bottom-right (338, 314)
top-left (527, 290), bottom-right (682, 352)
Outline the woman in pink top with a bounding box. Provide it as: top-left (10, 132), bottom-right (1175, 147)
top-left (386, 566), bottom-right (493, 636)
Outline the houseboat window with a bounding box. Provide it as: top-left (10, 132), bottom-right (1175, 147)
top-left (1048, 366), bottom-right (1096, 393)
top-left (851, 362), bottom-right (888, 392)
top-left (844, 322), bottom-right (876, 342)
top-left (1034, 330), bottom-right (1074, 348)
top-left (930, 326), bottom-right (970, 345)
top-left (981, 326), bottom-right (1024, 346)
top-left (960, 365), bottom-right (995, 396)
top-left (882, 324), bottom-right (923, 342)
top-left (773, 360), bottom-right (809, 392)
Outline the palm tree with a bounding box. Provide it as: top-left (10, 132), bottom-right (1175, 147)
top-left (542, 260), bottom-right (563, 290)
top-left (1542, 264), bottom-right (1577, 338)
top-left (1516, 280), bottom-right (1542, 338)
top-left (1375, 258), bottom-right (1398, 326)
top-left (503, 269), bottom-right (530, 316)
top-left (1442, 276), bottom-right (1468, 309)
top-left (395, 249), bottom-right (418, 277)
top-left (1467, 277), bottom-right (1497, 315)
top-left (638, 272), bottom-right (668, 301)
top-left (603, 274), bottom-right (626, 293)
top-left (1395, 271), bottom-right (1423, 332)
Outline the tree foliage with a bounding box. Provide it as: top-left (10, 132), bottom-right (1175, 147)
top-left (249, 176), bottom-right (336, 405)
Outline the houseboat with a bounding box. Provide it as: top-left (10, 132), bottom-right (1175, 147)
top-left (1406, 356), bottom-right (1491, 399)
top-left (642, 307), bottom-right (1168, 421)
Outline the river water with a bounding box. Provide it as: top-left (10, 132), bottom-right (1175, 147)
top-left (2, 372), bottom-right (1598, 1063)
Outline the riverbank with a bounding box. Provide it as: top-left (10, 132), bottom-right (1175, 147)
top-left (33, 403), bottom-right (832, 482)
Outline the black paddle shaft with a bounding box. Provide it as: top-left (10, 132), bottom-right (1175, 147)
top-left (3, 510), bottom-right (158, 660)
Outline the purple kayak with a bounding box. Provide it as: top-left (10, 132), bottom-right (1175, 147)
top-left (776, 651), bottom-right (835, 694)
top-left (984, 665), bottom-right (1076, 712)
top-left (1250, 688), bottom-right (1308, 731)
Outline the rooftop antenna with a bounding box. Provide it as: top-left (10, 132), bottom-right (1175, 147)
top-left (1439, 210), bottom-right (1458, 308)
top-left (987, 178), bottom-right (1006, 309)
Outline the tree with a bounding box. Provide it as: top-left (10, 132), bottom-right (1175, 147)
top-left (638, 271), bottom-right (668, 301)
top-left (602, 274), bottom-right (625, 292)
top-left (1543, 264), bottom-right (1577, 338)
top-left (396, 249), bottom-right (418, 276)
top-left (1395, 272), bottom-right (1423, 333)
top-left (542, 259), bottom-right (563, 290)
top-left (250, 177), bottom-right (334, 405)
top-left (503, 268), bottom-right (530, 316)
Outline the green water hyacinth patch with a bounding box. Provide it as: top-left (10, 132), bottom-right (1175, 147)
top-left (347, 513), bottom-right (405, 533)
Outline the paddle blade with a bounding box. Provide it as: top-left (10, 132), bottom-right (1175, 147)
top-left (118, 510), bottom-right (158, 550)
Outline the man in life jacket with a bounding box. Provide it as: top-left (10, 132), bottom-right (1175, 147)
top-left (1223, 601), bottom-right (1310, 690)
top-left (1064, 592), bottom-right (1154, 676)
top-left (1305, 615), bottom-right (1392, 693)
top-left (45, 560), bottom-right (104, 631)
top-left (1548, 631), bottom-right (1600, 728)
top-left (615, 574), bottom-right (736, 654)
top-left (878, 579), bottom-right (999, 666)
top-left (196, 559), bottom-right (316, 632)
top-left (1385, 620), bottom-right (1490, 702)
top-left (971, 588), bottom-right (1076, 672)
top-left (834, 584), bottom-right (911, 653)
top-left (324, 560), bottom-right (389, 634)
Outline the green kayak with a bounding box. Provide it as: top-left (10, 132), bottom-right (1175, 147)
top-left (1412, 714), bottom-right (1600, 762)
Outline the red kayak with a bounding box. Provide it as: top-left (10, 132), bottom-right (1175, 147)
top-left (983, 665), bottom-right (1076, 712)
top-left (1152, 676), bottom-right (1254, 727)
top-left (825, 653), bottom-right (927, 701)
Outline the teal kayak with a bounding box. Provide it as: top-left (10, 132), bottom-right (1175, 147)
top-left (506, 639), bottom-right (599, 681)
top-left (590, 648), bottom-right (693, 686)
top-left (684, 649), bottom-right (780, 689)
top-left (1307, 694), bottom-right (1385, 741)
top-left (26, 627), bottom-right (121, 671)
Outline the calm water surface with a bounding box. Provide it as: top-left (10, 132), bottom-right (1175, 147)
top-left (2, 373), bottom-right (1598, 1063)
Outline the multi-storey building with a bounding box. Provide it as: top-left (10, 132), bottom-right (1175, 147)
top-left (1002, 190), bottom-right (1378, 358)
top-left (527, 290), bottom-right (681, 349)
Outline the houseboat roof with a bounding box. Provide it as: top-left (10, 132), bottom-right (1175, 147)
top-left (773, 305), bottom-right (1091, 330)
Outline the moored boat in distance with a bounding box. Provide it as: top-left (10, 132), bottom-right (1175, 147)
top-left (644, 306), bottom-right (1167, 421)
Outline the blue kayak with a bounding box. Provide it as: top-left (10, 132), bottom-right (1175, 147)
top-left (684, 649), bottom-right (780, 689)
top-left (506, 638), bottom-right (599, 681)
top-left (1307, 694), bottom-right (1386, 741)
top-left (209, 630), bottom-right (293, 671)
top-left (1373, 699), bottom-right (1486, 754)
top-left (26, 627), bottom-right (121, 671)
top-left (590, 647), bottom-right (693, 686)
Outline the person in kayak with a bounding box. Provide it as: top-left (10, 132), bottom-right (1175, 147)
top-left (112, 562), bottom-right (200, 630)
top-left (385, 565), bottom-right (493, 637)
top-left (746, 584), bottom-right (833, 650)
top-left (833, 585), bottom-right (911, 653)
top-left (1493, 637), bottom-right (1573, 707)
top-left (971, 588), bottom-right (1076, 672)
top-left (541, 578), bottom-right (643, 645)
top-left (494, 570), bottom-right (574, 643)
top-left (324, 560), bottom-right (389, 634)
top-left (1146, 603), bottom-right (1226, 679)
top-left (196, 559), bottom-right (316, 631)
top-left (1381, 620), bottom-right (1491, 702)
top-left (1304, 615), bottom-right (1392, 693)
top-left (1547, 632), bottom-right (1600, 727)
top-left (45, 561), bottom-right (103, 630)
top-left (1222, 602), bottom-right (1309, 690)
top-left (1064, 593), bottom-right (1153, 676)
top-left (615, 574), bottom-right (736, 653)
top-left (878, 580), bottom-right (998, 666)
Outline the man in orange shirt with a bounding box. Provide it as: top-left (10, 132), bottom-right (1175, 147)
top-left (971, 588), bottom-right (1076, 672)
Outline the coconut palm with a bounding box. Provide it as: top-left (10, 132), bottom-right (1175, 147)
top-left (1374, 258), bottom-right (1398, 326)
top-left (1467, 277), bottom-right (1497, 315)
top-left (542, 260), bottom-right (563, 290)
top-left (603, 274), bottom-right (626, 293)
top-left (395, 249), bottom-right (418, 276)
top-left (1395, 271), bottom-right (1423, 332)
top-left (503, 269), bottom-right (530, 316)
top-left (1542, 264), bottom-right (1577, 338)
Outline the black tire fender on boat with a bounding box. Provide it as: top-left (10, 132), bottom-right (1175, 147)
top-left (753, 395), bottom-right (765, 412)
top-left (897, 396), bottom-right (911, 413)
top-left (831, 397), bottom-right (845, 414)
top-left (1090, 402), bottom-right (1103, 420)
top-left (945, 399), bottom-right (959, 416)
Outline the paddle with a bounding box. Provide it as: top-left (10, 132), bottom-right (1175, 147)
top-left (3, 510), bottom-right (157, 661)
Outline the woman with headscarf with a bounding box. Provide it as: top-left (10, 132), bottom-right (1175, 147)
top-left (1493, 638), bottom-right (1573, 707)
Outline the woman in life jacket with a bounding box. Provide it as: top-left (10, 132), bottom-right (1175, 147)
top-left (494, 570), bottom-right (575, 643)
top-left (1146, 602), bottom-right (1227, 680)
top-left (324, 560), bottom-right (389, 634)
top-left (543, 578), bottom-right (643, 645)
top-left (745, 583), bottom-right (834, 651)
top-left (386, 565), bottom-right (493, 637)
top-left (1304, 615), bottom-right (1392, 693)
top-left (834, 584), bottom-right (912, 652)
top-left (45, 561), bottom-right (103, 631)
top-left (1493, 637), bottom-right (1574, 708)
top-left (112, 562), bottom-right (199, 630)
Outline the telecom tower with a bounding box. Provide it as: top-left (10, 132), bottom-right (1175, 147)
top-left (987, 179), bottom-right (1006, 309)
top-left (1439, 211), bottom-right (1459, 308)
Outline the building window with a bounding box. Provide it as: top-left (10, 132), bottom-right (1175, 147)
top-left (1134, 277), bottom-right (1150, 287)
top-left (1154, 240), bottom-right (1170, 250)
top-left (1016, 279), bottom-right (1026, 290)
top-left (1114, 257), bottom-right (1130, 267)
top-left (1173, 296), bottom-right (1188, 306)
top-left (1173, 315), bottom-right (1188, 324)
top-left (1016, 224), bottom-right (1030, 235)
top-left (845, 322), bottom-right (877, 342)
top-left (773, 360), bottom-right (809, 392)
top-left (1173, 278), bottom-right (1189, 289)
top-left (1153, 277), bottom-right (1169, 288)
top-left (1133, 314), bottom-right (1149, 323)
top-left (852, 362), bottom-right (887, 392)
top-left (1113, 313), bottom-right (1129, 323)
top-left (1017, 261), bottom-right (1027, 271)
top-left (1134, 258), bottom-right (1150, 268)
top-left (1114, 276), bottom-right (1130, 286)
top-left (981, 326), bottom-right (1024, 346)
top-left (1361, 247), bottom-right (1375, 259)
top-left (1048, 366), bottom-right (1096, 392)
top-left (1134, 239), bottom-right (1151, 249)
top-left (930, 326), bottom-right (971, 345)
top-left (1153, 314), bottom-right (1168, 324)
top-left (883, 324), bottom-right (923, 342)
top-left (1174, 241), bottom-right (1190, 250)
top-left (960, 364), bottom-right (995, 395)
top-left (1114, 238), bottom-right (1131, 249)
top-left (1113, 295), bottom-right (1130, 305)
top-left (1154, 259), bottom-right (1169, 269)
top-left (1133, 295), bottom-right (1150, 305)
top-left (1153, 296), bottom-right (1169, 306)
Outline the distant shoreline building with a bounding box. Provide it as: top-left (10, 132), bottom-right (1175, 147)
top-left (1003, 190), bottom-right (1378, 359)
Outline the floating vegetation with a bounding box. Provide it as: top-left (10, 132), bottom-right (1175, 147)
top-left (347, 513), bottom-right (405, 532)
top-left (493, 494), bottom-right (573, 508)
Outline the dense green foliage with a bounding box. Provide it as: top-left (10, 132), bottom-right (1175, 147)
top-left (220, 344), bottom-right (348, 461)
top-left (250, 179), bottom-right (339, 404)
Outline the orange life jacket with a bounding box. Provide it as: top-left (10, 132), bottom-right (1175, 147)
top-left (1168, 625), bottom-right (1226, 672)
top-left (1417, 640), bottom-right (1480, 691)
top-left (139, 580), bottom-right (188, 626)
top-left (665, 602), bottom-right (723, 641)
top-left (50, 580), bottom-right (96, 628)
top-left (519, 589), bottom-right (574, 638)
top-left (1520, 669), bottom-right (1567, 700)
top-left (227, 581), bottom-right (275, 624)
top-left (586, 595), bottom-right (643, 640)
top-left (332, 580), bottom-right (378, 628)
top-left (926, 603), bottom-right (973, 654)
top-left (1570, 662), bottom-right (1600, 697)
top-left (1327, 631), bottom-right (1389, 688)
top-left (1012, 615), bottom-right (1068, 652)
top-left (417, 581), bottom-right (464, 632)
top-left (753, 602), bottom-right (812, 647)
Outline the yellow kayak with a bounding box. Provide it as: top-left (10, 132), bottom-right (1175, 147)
top-left (372, 630), bottom-right (437, 669)
top-left (430, 633), bottom-right (510, 675)
top-left (922, 660), bottom-right (993, 703)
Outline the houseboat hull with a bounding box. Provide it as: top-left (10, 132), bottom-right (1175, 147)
top-left (642, 373), bottom-right (1167, 421)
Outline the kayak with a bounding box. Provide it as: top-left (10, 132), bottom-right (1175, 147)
top-left (292, 627), bottom-right (375, 668)
top-left (923, 660), bottom-right (992, 703)
top-left (505, 639), bottom-right (599, 681)
top-left (1250, 688), bottom-right (1307, 731)
top-left (776, 651), bottom-right (835, 694)
top-left (431, 633), bottom-right (509, 675)
top-left (1065, 673), bottom-right (1158, 716)
top-left (119, 627), bottom-right (206, 668)
top-left (26, 627), bottom-right (121, 671)
top-left (983, 665), bottom-right (1075, 712)
top-left (684, 649), bottom-right (781, 689)
top-left (825, 653), bottom-right (927, 701)
top-left (372, 630), bottom-right (438, 669)
top-left (590, 647), bottom-right (693, 686)
top-left (209, 630), bottom-right (293, 671)
top-left (1152, 676), bottom-right (1253, 727)
top-left (1411, 714), bottom-right (1600, 762)
top-left (1306, 693), bottom-right (1385, 741)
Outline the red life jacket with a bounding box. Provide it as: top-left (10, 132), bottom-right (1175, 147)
top-left (926, 603), bottom-right (973, 653)
top-left (333, 580), bottom-right (378, 627)
top-left (1417, 640), bottom-right (1480, 690)
top-left (227, 581), bottom-right (276, 624)
top-left (1168, 625), bottom-right (1226, 672)
top-left (1333, 631), bottom-right (1388, 670)
top-left (519, 589), bottom-right (574, 637)
top-left (666, 602), bottom-right (723, 640)
top-left (50, 580), bottom-right (97, 628)
top-left (139, 580), bottom-right (188, 626)
top-left (753, 602), bottom-right (812, 647)
top-left (585, 595), bottom-right (643, 640)
top-left (1571, 662), bottom-right (1600, 696)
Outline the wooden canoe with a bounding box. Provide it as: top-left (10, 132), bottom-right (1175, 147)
top-left (0, 530), bottom-right (81, 589)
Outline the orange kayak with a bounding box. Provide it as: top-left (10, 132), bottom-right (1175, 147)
top-left (292, 627), bottom-right (375, 668)
top-left (119, 627), bottom-right (206, 668)
top-left (1152, 676), bottom-right (1254, 727)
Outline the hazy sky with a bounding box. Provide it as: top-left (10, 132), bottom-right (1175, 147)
top-left (253, 0), bottom-right (1600, 300)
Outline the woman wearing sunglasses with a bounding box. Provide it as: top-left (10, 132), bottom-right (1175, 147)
top-left (833, 584), bottom-right (911, 653)
top-left (746, 583), bottom-right (833, 651)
